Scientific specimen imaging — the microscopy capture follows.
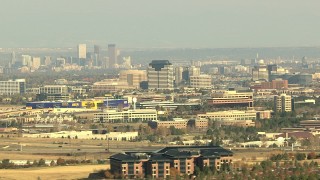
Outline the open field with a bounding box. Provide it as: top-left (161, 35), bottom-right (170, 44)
top-left (0, 164), bottom-right (109, 180)
top-left (0, 136), bottom-right (160, 165)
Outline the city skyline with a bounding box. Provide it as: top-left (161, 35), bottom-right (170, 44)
top-left (1, 0), bottom-right (320, 48)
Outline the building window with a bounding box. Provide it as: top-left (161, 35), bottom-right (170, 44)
top-left (136, 171), bottom-right (139, 174)
top-left (153, 166), bottom-right (156, 169)
top-left (136, 166), bottom-right (139, 169)
top-left (122, 167), bottom-right (126, 170)
top-left (166, 170), bottom-right (169, 174)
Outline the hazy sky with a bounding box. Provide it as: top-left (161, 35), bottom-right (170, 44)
top-left (1, 0), bottom-right (320, 48)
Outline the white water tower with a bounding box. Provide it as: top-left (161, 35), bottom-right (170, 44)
top-left (132, 97), bottom-right (137, 111)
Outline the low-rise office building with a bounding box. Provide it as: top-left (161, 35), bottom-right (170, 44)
top-left (197, 110), bottom-right (257, 121)
top-left (0, 79), bottom-right (26, 95)
top-left (148, 119), bottom-right (188, 129)
top-left (94, 109), bottom-right (157, 123)
top-left (190, 75), bottom-right (212, 89)
top-left (207, 90), bottom-right (253, 108)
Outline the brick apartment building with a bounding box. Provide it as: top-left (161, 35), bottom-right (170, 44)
top-left (109, 146), bottom-right (233, 179)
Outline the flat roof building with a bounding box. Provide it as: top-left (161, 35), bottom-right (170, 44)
top-left (207, 90), bottom-right (253, 108)
top-left (94, 109), bottom-right (157, 123)
top-left (0, 79), bottom-right (26, 95)
top-left (190, 74), bottom-right (212, 89)
top-left (197, 110), bottom-right (257, 121)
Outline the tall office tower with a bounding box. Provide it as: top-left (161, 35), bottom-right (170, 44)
top-left (10, 51), bottom-right (16, 67)
top-left (94, 45), bottom-right (100, 66)
top-left (32, 57), bottom-right (41, 69)
top-left (147, 60), bottom-right (174, 90)
top-left (252, 60), bottom-right (268, 81)
top-left (119, 70), bottom-right (147, 88)
top-left (108, 44), bottom-right (117, 68)
top-left (77, 44), bottom-right (86, 59)
top-left (21, 55), bottom-right (32, 67)
top-left (122, 56), bottom-right (132, 69)
top-left (175, 66), bottom-right (184, 86)
top-left (189, 66), bottom-right (201, 76)
top-left (274, 94), bottom-right (294, 113)
top-left (44, 56), bottom-right (52, 66)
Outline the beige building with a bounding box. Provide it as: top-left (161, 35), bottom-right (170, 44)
top-left (197, 110), bottom-right (257, 121)
top-left (195, 118), bottom-right (209, 129)
top-left (208, 90), bottom-right (253, 107)
top-left (119, 70), bottom-right (147, 88)
top-left (175, 67), bottom-right (184, 85)
top-left (189, 66), bottom-right (200, 77)
top-left (274, 94), bottom-right (293, 112)
top-left (77, 44), bottom-right (86, 59)
top-left (92, 79), bottom-right (134, 92)
top-left (252, 60), bottom-right (268, 81)
top-left (32, 57), bottom-right (41, 69)
top-left (190, 74), bottom-right (212, 89)
top-left (148, 119), bottom-right (188, 129)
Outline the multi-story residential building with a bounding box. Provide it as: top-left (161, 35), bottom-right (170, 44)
top-left (94, 109), bottom-right (157, 123)
top-left (274, 94), bottom-right (294, 113)
top-left (0, 79), bottom-right (26, 95)
top-left (119, 70), bottom-right (147, 88)
top-left (197, 110), bottom-right (257, 121)
top-left (147, 60), bottom-right (174, 90)
top-left (109, 146), bottom-right (233, 179)
top-left (207, 90), bottom-right (253, 108)
top-left (190, 74), bottom-right (212, 89)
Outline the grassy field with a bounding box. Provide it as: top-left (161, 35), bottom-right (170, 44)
top-left (0, 164), bottom-right (109, 180)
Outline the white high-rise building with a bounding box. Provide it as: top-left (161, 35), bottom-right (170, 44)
top-left (21, 55), bottom-right (32, 66)
top-left (77, 44), bottom-right (86, 59)
top-left (175, 67), bottom-right (184, 86)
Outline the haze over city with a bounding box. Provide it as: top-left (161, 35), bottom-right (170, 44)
top-left (1, 1), bottom-right (320, 180)
top-left (1, 0), bottom-right (320, 48)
